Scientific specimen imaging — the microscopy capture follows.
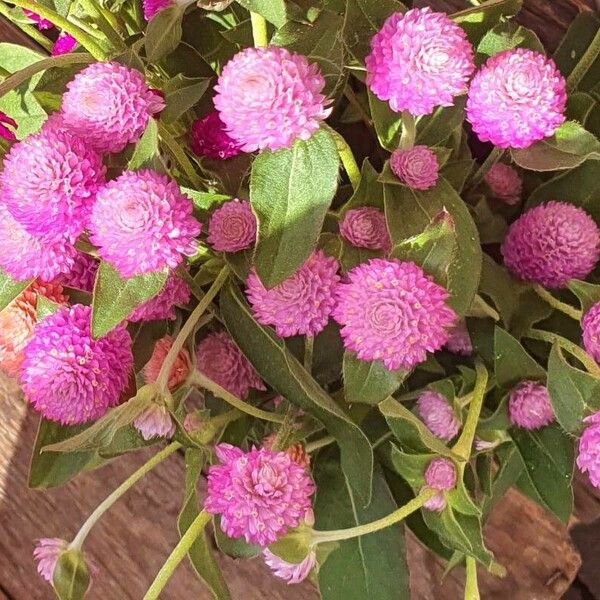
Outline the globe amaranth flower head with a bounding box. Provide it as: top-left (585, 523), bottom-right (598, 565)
top-left (21, 304), bottom-right (133, 425)
top-left (508, 381), bottom-right (554, 430)
top-left (423, 457), bottom-right (457, 512)
top-left (214, 46), bottom-right (331, 152)
top-left (339, 207), bottom-right (391, 252)
top-left (246, 250), bottom-right (340, 338)
top-left (333, 259), bottom-right (457, 370)
top-left (577, 411), bottom-right (600, 490)
top-left (366, 8), bottom-right (475, 116)
top-left (444, 321), bottom-right (473, 356)
top-left (128, 272), bottom-right (191, 321)
top-left (190, 111), bottom-right (243, 160)
top-left (0, 111), bottom-right (17, 141)
top-left (197, 331), bottom-right (265, 399)
top-left (390, 146), bottom-right (439, 191)
top-left (0, 126), bottom-right (106, 241)
top-left (89, 170), bottom-right (201, 277)
top-left (501, 201), bottom-right (600, 288)
top-left (207, 199), bottom-right (257, 253)
top-left (33, 538), bottom-right (68, 583)
top-left (143, 335), bottom-right (191, 390)
top-left (484, 163), bottom-right (523, 205)
top-left (56, 251), bottom-right (99, 292)
top-left (583, 302), bottom-right (600, 364)
top-left (205, 443), bottom-right (315, 546)
top-left (60, 62), bottom-right (165, 153)
top-left (416, 390), bottom-right (460, 442)
top-left (52, 32), bottom-right (77, 56)
top-left (133, 404), bottom-right (176, 440)
top-left (263, 549), bottom-right (317, 585)
top-left (467, 49), bottom-right (567, 148)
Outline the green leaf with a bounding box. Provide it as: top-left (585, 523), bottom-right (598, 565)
top-left (128, 118), bottom-right (159, 169)
top-left (268, 523), bottom-right (313, 563)
top-left (182, 187), bottom-right (231, 211)
top-left (368, 90), bottom-right (401, 151)
top-left (250, 128), bottom-right (340, 287)
top-left (416, 98), bottom-right (466, 147)
top-left (493, 327), bottom-right (545, 388)
top-left (91, 262), bottom-right (168, 339)
top-left (478, 254), bottom-right (521, 327)
top-left (341, 159), bottom-right (384, 213)
top-left (477, 22), bottom-right (544, 58)
top-left (145, 5), bottom-right (185, 62)
top-left (214, 519), bottom-right (261, 558)
top-left (53, 550), bottom-right (90, 600)
top-left (451, 0), bottom-right (523, 46)
top-left (0, 269), bottom-right (31, 312)
top-left (161, 76), bottom-right (211, 123)
top-left (568, 279), bottom-right (600, 314)
top-left (236, 0), bottom-right (287, 27)
top-left (220, 282), bottom-right (374, 505)
top-left (36, 296), bottom-right (60, 319)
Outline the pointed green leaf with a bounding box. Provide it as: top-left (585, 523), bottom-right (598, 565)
top-left (53, 550), bottom-right (90, 600)
top-left (161, 76), bottom-right (211, 123)
top-left (477, 22), bottom-right (544, 58)
top-left (0, 269), bottom-right (32, 312)
top-left (145, 5), bottom-right (185, 62)
top-left (568, 279), bottom-right (600, 314)
top-left (36, 295), bottom-right (60, 320)
top-left (416, 98), bottom-right (466, 147)
top-left (236, 0), bottom-right (287, 27)
top-left (494, 327), bottom-right (545, 388)
top-left (128, 118), bottom-right (159, 169)
top-left (340, 159), bottom-right (384, 213)
top-left (451, 0), bottom-right (523, 45)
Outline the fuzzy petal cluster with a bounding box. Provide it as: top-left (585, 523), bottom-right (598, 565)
top-left (583, 302), bottom-right (600, 364)
top-left (0, 112), bottom-right (16, 141)
top-left (416, 390), bottom-right (460, 441)
top-left (246, 250), bottom-right (340, 338)
top-left (0, 127), bottom-right (105, 240)
top-left (60, 62), bottom-right (165, 153)
top-left (366, 8), bottom-right (474, 116)
top-left (333, 259), bottom-right (456, 370)
top-left (190, 111), bottom-right (243, 159)
top-left (89, 170), bottom-right (200, 277)
top-left (390, 146), bottom-right (439, 190)
top-left (423, 457), bottom-right (457, 511)
top-left (33, 538), bottom-right (68, 583)
top-left (129, 272), bottom-right (191, 321)
top-left (205, 444), bottom-right (315, 546)
top-left (444, 321), bottom-right (473, 356)
top-left (484, 163), bottom-right (522, 205)
top-left (207, 199), bottom-right (257, 252)
top-left (21, 305), bottom-right (133, 424)
top-left (52, 32), bottom-right (77, 56)
top-left (508, 381), bottom-right (554, 430)
top-left (263, 549), bottom-right (316, 585)
top-left (143, 0), bottom-right (172, 20)
top-left (214, 47), bottom-right (331, 152)
top-left (501, 201), bottom-right (600, 288)
top-left (143, 335), bottom-right (191, 389)
top-left (339, 207), bottom-right (391, 252)
top-left (133, 404), bottom-right (176, 440)
top-left (577, 411), bottom-right (600, 489)
top-left (196, 331), bottom-right (265, 399)
top-left (56, 252), bottom-right (99, 292)
top-left (466, 49), bottom-right (567, 148)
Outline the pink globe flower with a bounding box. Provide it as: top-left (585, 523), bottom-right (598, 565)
top-left (143, 0), bottom-right (172, 20)
top-left (33, 538), bottom-right (68, 583)
top-left (416, 390), bottom-right (460, 441)
top-left (128, 272), bottom-right (191, 321)
top-left (501, 201), bottom-right (600, 288)
top-left (89, 170), bottom-right (200, 277)
top-left (263, 549), bottom-right (316, 585)
top-left (467, 49), bottom-right (567, 148)
top-left (583, 302), bottom-right (600, 364)
top-left (0, 111), bottom-right (17, 141)
top-left (339, 207), bottom-right (391, 252)
top-left (190, 111), bottom-right (243, 159)
top-left (21, 304), bottom-right (133, 425)
top-left (508, 381), bottom-right (554, 430)
top-left (133, 404), bottom-right (176, 440)
top-left (214, 47), bottom-right (331, 152)
top-left (246, 250), bottom-right (340, 338)
top-left (333, 259), bottom-right (456, 370)
top-left (207, 199), bottom-right (257, 253)
top-left (390, 146), bottom-right (439, 190)
top-left (484, 163), bottom-right (522, 205)
top-left (196, 331), bottom-right (265, 399)
top-left (205, 443), bottom-right (315, 546)
top-left (423, 457), bottom-right (457, 511)
top-left (444, 321), bottom-right (473, 356)
top-left (143, 335), bottom-right (191, 389)
top-left (52, 32), bottom-right (77, 56)
top-left (24, 9), bottom-right (53, 30)
top-left (60, 62), bottom-right (165, 153)
top-left (0, 127), bottom-right (105, 240)
top-left (577, 411), bottom-right (600, 489)
top-left (366, 8), bottom-right (474, 116)
top-left (56, 252), bottom-right (99, 292)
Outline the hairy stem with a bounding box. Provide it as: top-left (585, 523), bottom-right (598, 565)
top-left (250, 12), bottom-right (268, 47)
top-left (399, 111), bottom-right (416, 150)
top-left (567, 26), bottom-right (600, 91)
top-left (465, 557), bottom-right (480, 599)
top-left (0, 1), bottom-right (53, 51)
top-left (158, 122), bottom-right (202, 189)
top-left (305, 435), bottom-right (335, 453)
top-left (468, 147), bottom-right (505, 189)
top-left (343, 84), bottom-right (373, 129)
top-left (533, 285), bottom-right (582, 321)
top-left (328, 126), bottom-right (361, 190)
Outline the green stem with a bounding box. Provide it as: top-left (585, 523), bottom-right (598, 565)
top-left (272, 402), bottom-right (297, 451)
top-left (532, 284), bottom-right (582, 321)
top-left (158, 122), bottom-right (202, 189)
top-left (327, 126), bottom-right (361, 190)
top-left (567, 27), bottom-right (600, 91)
top-left (80, 0), bottom-right (126, 51)
top-left (343, 84), bottom-right (373, 129)
top-left (465, 557), bottom-right (480, 600)
top-left (304, 336), bottom-right (314, 373)
top-left (250, 11), bottom-right (268, 47)
top-left (70, 442), bottom-right (181, 550)
top-left (143, 510), bottom-right (210, 600)
top-left (468, 147), bottom-right (505, 189)
top-left (372, 430), bottom-right (393, 450)
top-left (399, 111), bottom-right (416, 150)
top-left (305, 434), bottom-right (335, 453)
top-left (0, 1), bottom-right (53, 51)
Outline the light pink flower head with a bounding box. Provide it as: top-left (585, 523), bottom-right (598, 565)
top-left (0, 127), bottom-right (105, 240)
top-left (205, 443), bottom-right (315, 546)
top-left (366, 8), bottom-right (474, 116)
top-left (143, 335), bottom-right (191, 389)
top-left (21, 304), bottom-right (133, 425)
top-left (129, 272), bottom-right (191, 321)
top-left (56, 252), bottom-right (99, 292)
top-left (484, 163), bottom-right (522, 205)
top-left (444, 321), bottom-right (473, 356)
top-left (89, 170), bottom-right (200, 277)
top-left (340, 207), bottom-right (391, 252)
top-left (423, 457), bottom-right (457, 511)
top-left (190, 111), bottom-right (243, 159)
top-left (583, 302), bottom-right (600, 364)
top-left (390, 146), bottom-right (439, 190)
top-left (33, 538), bottom-right (68, 583)
top-left (501, 201), bottom-right (600, 288)
top-left (214, 47), bottom-right (331, 152)
top-left (143, 0), bottom-right (172, 20)
top-left (416, 391), bottom-right (460, 441)
top-left (467, 49), bottom-right (567, 148)
top-left (263, 549), bottom-right (316, 585)
top-left (52, 32), bottom-right (77, 56)
top-left (60, 62), bottom-right (164, 153)
top-left (508, 381), bottom-right (554, 430)
top-left (207, 199), bottom-right (257, 253)
top-left (0, 112), bottom-right (17, 141)
top-left (577, 411), bottom-right (600, 489)
top-left (333, 259), bottom-right (456, 370)
top-left (196, 331), bottom-right (265, 399)
top-left (133, 404), bottom-right (176, 440)
top-left (246, 250), bottom-right (340, 338)
top-left (24, 9), bottom-right (53, 30)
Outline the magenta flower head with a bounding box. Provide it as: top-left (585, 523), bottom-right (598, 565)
top-left (52, 32), bottom-right (77, 56)
top-left (577, 411), bottom-right (600, 489)
top-left (263, 549), bottom-right (316, 585)
top-left (340, 207), bottom-right (391, 252)
top-left (133, 404), bottom-right (176, 440)
top-left (423, 458), bottom-right (457, 512)
top-left (21, 305), bottom-right (133, 425)
top-left (89, 170), bottom-right (200, 277)
top-left (416, 390), bottom-right (460, 441)
top-left (190, 111), bottom-right (243, 159)
top-left (444, 321), bottom-right (473, 356)
top-left (501, 201), bottom-right (600, 288)
top-left (333, 259), bottom-right (456, 370)
top-left (214, 47), bottom-right (331, 152)
top-left (508, 381), bottom-right (554, 430)
top-left (128, 272), bottom-right (191, 321)
top-left (33, 538), bottom-right (68, 583)
top-left (24, 9), bottom-right (53, 30)
top-left (143, 0), bottom-right (172, 20)
top-left (143, 335), bottom-right (191, 389)
top-left (0, 111), bottom-right (17, 141)
top-left (57, 251), bottom-right (99, 292)
top-left (196, 331), bottom-right (265, 399)
top-left (467, 49), bottom-right (567, 148)
top-left (366, 8), bottom-right (474, 116)
top-left (205, 443), bottom-right (315, 546)
top-left (484, 163), bottom-right (522, 205)
top-left (60, 62), bottom-right (164, 153)
top-left (0, 127), bottom-right (105, 240)
top-left (390, 146), bottom-right (439, 190)
top-left (207, 199), bottom-right (257, 253)
top-left (246, 250), bottom-right (340, 338)
top-left (583, 301), bottom-right (600, 364)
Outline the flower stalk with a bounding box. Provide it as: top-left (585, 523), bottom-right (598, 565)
top-left (250, 12), bottom-right (268, 47)
top-left (532, 284), bottom-right (582, 321)
top-left (465, 557), bottom-right (480, 599)
top-left (399, 111), bottom-right (416, 150)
